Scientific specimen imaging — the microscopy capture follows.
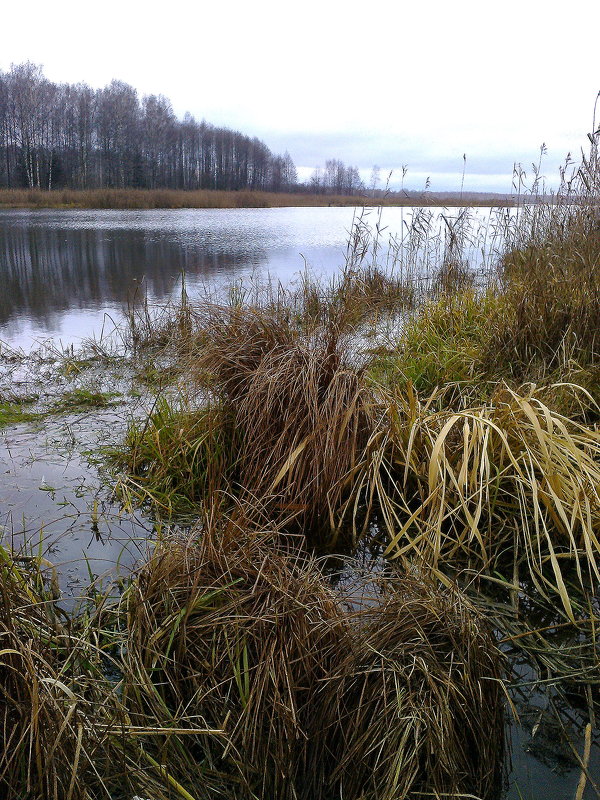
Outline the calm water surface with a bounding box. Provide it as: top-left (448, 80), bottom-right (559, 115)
top-left (0, 207), bottom-right (363, 348)
top-left (0, 205), bottom-right (503, 350)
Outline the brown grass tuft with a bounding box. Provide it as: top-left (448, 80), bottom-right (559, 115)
top-left (121, 518), bottom-right (504, 800)
top-left (321, 574), bottom-right (504, 800)
top-left (0, 547), bottom-right (100, 800)
top-left (191, 304), bottom-right (378, 543)
top-left (122, 519), bottom-right (346, 799)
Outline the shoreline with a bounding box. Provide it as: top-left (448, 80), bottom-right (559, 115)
top-left (0, 187), bottom-right (525, 210)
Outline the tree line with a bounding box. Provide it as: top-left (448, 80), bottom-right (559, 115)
top-left (0, 63), bottom-right (298, 192)
top-left (308, 159), bottom-right (364, 196)
top-left (0, 63), bottom-right (366, 196)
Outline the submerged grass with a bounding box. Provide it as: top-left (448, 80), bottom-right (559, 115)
top-left (52, 388), bottom-right (121, 412)
top-left (0, 399), bottom-right (42, 427)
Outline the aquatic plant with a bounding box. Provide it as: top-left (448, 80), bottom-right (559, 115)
top-left (189, 301), bottom-right (378, 543)
top-left (120, 516), bottom-right (504, 800)
top-left (377, 383), bottom-right (600, 619)
top-left (113, 397), bottom-right (236, 517)
top-left (321, 574), bottom-right (504, 800)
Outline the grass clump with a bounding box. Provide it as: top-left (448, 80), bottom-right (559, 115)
top-left (487, 209), bottom-right (600, 376)
top-left (114, 397), bottom-right (236, 517)
top-left (378, 383), bottom-right (600, 618)
top-left (0, 545), bottom-right (101, 800)
top-left (120, 518), bottom-right (504, 800)
top-left (0, 523), bottom-right (505, 800)
top-left (191, 303), bottom-right (377, 543)
top-left (370, 289), bottom-right (500, 395)
top-left (121, 520), bottom-right (346, 800)
top-left (322, 575), bottom-right (504, 800)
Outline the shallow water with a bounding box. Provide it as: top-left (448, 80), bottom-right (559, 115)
top-left (0, 354), bottom-right (153, 598)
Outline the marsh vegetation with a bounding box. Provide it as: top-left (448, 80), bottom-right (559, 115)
top-left (1, 130), bottom-right (599, 799)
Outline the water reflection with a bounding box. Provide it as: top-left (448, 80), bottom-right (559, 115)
top-left (0, 219), bottom-right (268, 331)
top-left (0, 205), bottom-right (502, 350)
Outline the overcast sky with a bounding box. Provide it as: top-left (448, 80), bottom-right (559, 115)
top-left (1, 0), bottom-right (598, 192)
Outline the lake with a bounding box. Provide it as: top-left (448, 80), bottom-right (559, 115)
top-left (0, 205), bottom-right (507, 351)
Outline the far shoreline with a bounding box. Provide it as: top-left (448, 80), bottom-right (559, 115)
top-left (0, 187), bottom-right (530, 210)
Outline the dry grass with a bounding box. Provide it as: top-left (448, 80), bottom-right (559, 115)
top-left (0, 545), bottom-right (101, 800)
top-left (321, 574), bottom-right (504, 800)
top-left (189, 302), bottom-right (379, 543)
top-left (375, 383), bottom-right (600, 619)
top-left (0, 187), bottom-right (519, 210)
top-left (0, 187), bottom-right (376, 210)
top-left (0, 522), bottom-right (504, 800)
top-left (121, 517), bottom-right (347, 800)
top-left (120, 517), bottom-right (504, 800)
top-left (486, 209), bottom-right (600, 375)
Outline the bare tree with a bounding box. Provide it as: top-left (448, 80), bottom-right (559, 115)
top-left (0, 63), bottom-right (297, 194)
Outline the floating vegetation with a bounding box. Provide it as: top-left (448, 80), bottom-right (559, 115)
top-left (52, 388), bottom-right (122, 412)
top-left (0, 398), bottom-right (42, 427)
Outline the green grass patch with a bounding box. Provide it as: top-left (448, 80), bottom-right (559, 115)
top-left (111, 397), bottom-right (237, 517)
top-left (58, 357), bottom-right (97, 377)
top-left (369, 290), bottom-right (502, 396)
top-left (52, 388), bottom-right (121, 412)
top-left (133, 362), bottom-right (180, 388)
top-left (0, 400), bottom-right (42, 427)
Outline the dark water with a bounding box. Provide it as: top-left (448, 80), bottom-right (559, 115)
top-left (0, 206), bottom-right (598, 798)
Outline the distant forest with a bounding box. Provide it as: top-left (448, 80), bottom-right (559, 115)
top-left (0, 63), bottom-right (365, 196)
